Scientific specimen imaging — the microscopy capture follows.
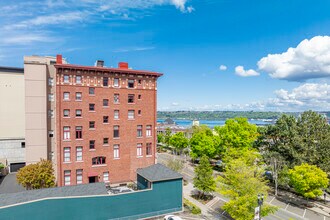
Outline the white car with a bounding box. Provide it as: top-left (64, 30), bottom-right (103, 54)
top-left (164, 215), bottom-right (183, 220)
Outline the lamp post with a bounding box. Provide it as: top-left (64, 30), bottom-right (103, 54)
top-left (257, 194), bottom-right (264, 220)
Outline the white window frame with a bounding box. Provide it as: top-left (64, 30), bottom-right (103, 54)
top-left (76, 76), bottom-right (82, 84)
top-left (128, 110), bottom-right (135, 119)
top-left (76, 147), bottom-right (83, 161)
top-left (63, 75), bottom-right (69, 83)
top-left (114, 110), bottom-right (119, 119)
top-left (113, 78), bottom-right (119, 87)
top-left (137, 143), bottom-right (143, 157)
top-left (114, 145), bottom-right (119, 159)
top-left (76, 92), bottom-right (82, 101)
top-left (103, 172), bottom-right (109, 182)
top-left (64, 170), bottom-right (71, 186)
top-left (63, 92), bottom-right (70, 101)
top-left (63, 126), bottom-right (70, 140)
top-left (64, 147), bottom-right (71, 162)
top-left (76, 169), bottom-right (83, 184)
top-left (146, 125), bottom-right (152, 137)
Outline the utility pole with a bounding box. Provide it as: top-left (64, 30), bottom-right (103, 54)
top-left (274, 158), bottom-right (278, 196)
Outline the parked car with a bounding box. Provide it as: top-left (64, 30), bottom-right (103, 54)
top-left (164, 215), bottom-right (182, 220)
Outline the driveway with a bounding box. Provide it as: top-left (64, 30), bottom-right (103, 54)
top-left (0, 173), bottom-right (25, 194)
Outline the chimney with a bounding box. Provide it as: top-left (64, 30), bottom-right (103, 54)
top-left (95, 60), bottom-right (104, 67)
top-left (56, 54), bottom-right (62, 64)
top-left (118, 62), bottom-right (128, 69)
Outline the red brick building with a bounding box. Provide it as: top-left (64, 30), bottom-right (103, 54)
top-left (53, 56), bottom-right (162, 186)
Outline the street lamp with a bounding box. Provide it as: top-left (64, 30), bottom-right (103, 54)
top-left (257, 194), bottom-right (264, 220)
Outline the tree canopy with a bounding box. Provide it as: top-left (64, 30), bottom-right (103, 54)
top-left (169, 132), bottom-right (189, 154)
top-left (189, 126), bottom-right (219, 159)
top-left (16, 159), bottom-right (55, 190)
top-left (288, 163), bottom-right (329, 199)
top-left (193, 155), bottom-right (216, 197)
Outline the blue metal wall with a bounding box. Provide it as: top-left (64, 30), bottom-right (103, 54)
top-left (0, 178), bottom-right (182, 220)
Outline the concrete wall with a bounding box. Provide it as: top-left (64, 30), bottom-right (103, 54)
top-left (0, 70), bottom-right (25, 139)
top-left (0, 139), bottom-right (25, 165)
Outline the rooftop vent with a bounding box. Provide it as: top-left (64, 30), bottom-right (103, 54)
top-left (95, 60), bottom-right (104, 67)
top-left (118, 62), bottom-right (128, 69)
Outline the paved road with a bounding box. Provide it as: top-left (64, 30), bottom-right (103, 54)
top-left (0, 173), bottom-right (25, 194)
top-left (157, 153), bottom-right (328, 220)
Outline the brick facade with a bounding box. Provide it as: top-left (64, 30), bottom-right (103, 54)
top-left (54, 62), bottom-right (162, 186)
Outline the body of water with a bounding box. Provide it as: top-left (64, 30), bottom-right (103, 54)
top-left (157, 119), bottom-right (275, 128)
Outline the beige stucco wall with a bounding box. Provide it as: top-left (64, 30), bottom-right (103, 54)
top-left (0, 71), bottom-right (25, 139)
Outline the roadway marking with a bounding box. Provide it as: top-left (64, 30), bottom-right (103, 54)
top-left (269, 197), bottom-right (275, 204)
top-left (303, 209), bottom-right (306, 218)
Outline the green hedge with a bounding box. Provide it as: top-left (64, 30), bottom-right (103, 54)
top-left (184, 198), bottom-right (201, 214)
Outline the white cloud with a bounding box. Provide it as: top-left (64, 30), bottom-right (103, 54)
top-left (172, 102), bottom-right (180, 106)
top-left (235, 65), bottom-right (259, 77)
top-left (219, 65), bottom-right (227, 71)
top-left (1, 34), bottom-right (56, 45)
top-left (113, 47), bottom-right (155, 53)
top-left (258, 36), bottom-right (330, 81)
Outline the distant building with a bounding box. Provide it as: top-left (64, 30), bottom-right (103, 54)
top-left (24, 55), bottom-right (163, 186)
top-left (0, 66), bottom-right (25, 172)
top-left (192, 120), bottom-right (199, 126)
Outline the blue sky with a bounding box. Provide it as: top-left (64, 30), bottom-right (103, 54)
top-left (1, 0), bottom-right (330, 112)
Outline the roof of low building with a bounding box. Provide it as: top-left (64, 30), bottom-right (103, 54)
top-left (137, 163), bottom-right (183, 182)
top-left (0, 66), bottom-right (24, 74)
top-left (0, 182), bottom-right (107, 208)
top-left (54, 64), bottom-right (163, 77)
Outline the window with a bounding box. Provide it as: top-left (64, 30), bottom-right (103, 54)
top-left (49, 130), bottom-right (54, 138)
top-left (64, 170), bottom-right (71, 186)
top-left (128, 110), bottom-right (135, 119)
top-left (128, 94), bottom-right (134, 103)
top-left (76, 169), bottom-right (83, 184)
top-left (113, 78), bottom-right (119, 87)
top-left (89, 140), bottom-right (95, 149)
top-left (64, 147), bottom-right (71, 162)
top-left (113, 126), bottom-right (119, 138)
top-left (103, 116), bottom-right (109, 123)
top-left (114, 94), bottom-right (119, 103)
top-left (138, 94), bottom-right (142, 100)
top-left (63, 75), bottom-right (69, 83)
top-left (76, 147), bottom-right (83, 161)
top-left (138, 110), bottom-right (141, 115)
top-left (76, 109), bottom-right (82, 117)
top-left (137, 143), bottom-right (142, 157)
top-left (63, 109), bottom-right (70, 117)
top-left (103, 172), bottom-right (109, 182)
top-left (146, 143), bottom-right (152, 156)
top-left (76, 76), bottom-right (82, 84)
top-left (76, 126), bottom-right (82, 139)
top-left (92, 156), bottom-right (106, 165)
top-left (63, 92), bottom-right (70, 101)
top-left (128, 79), bottom-right (134, 88)
top-left (21, 142), bottom-right (25, 148)
top-left (89, 121), bottom-right (95, 129)
top-left (138, 79), bottom-right (142, 85)
top-left (63, 127), bottom-right (70, 140)
top-left (48, 94), bottom-right (54, 101)
top-left (76, 92), bottom-right (82, 101)
top-left (89, 103), bottom-right (95, 111)
top-left (114, 110), bottom-right (119, 119)
top-left (137, 125), bottom-right (143, 137)
top-left (48, 77), bottom-right (54, 86)
top-left (146, 125), bottom-right (152, 137)
top-left (103, 77), bottom-right (109, 87)
top-left (48, 110), bottom-right (54, 118)
top-left (114, 145), bottom-right (119, 158)
top-left (89, 87), bottom-right (95, 95)
top-left (103, 138), bottom-right (109, 145)
top-left (103, 99), bottom-right (109, 107)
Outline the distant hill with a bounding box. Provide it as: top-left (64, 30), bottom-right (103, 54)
top-left (157, 111), bottom-right (330, 120)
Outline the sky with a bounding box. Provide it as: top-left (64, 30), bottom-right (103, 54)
top-left (1, 0), bottom-right (330, 112)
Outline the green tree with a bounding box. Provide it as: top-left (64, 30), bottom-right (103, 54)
top-left (169, 132), bottom-right (189, 155)
top-left (193, 155), bottom-right (216, 198)
top-left (164, 128), bottom-right (172, 147)
top-left (17, 159), bottom-right (55, 190)
top-left (217, 157), bottom-right (277, 220)
top-left (288, 163), bottom-right (329, 199)
top-left (157, 133), bottom-right (164, 144)
top-left (189, 126), bottom-right (219, 159)
top-left (214, 117), bottom-right (259, 157)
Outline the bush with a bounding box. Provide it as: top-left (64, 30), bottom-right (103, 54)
top-left (184, 198), bottom-right (201, 215)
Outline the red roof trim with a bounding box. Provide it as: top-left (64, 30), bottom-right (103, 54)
top-left (54, 64), bottom-right (163, 77)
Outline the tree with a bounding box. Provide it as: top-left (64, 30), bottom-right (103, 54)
top-left (17, 159), bottom-right (55, 190)
top-left (164, 128), bottom-right (172, 147)
top-left (288, 163), bottom-right (329, 199)
top-left (193, 155), bottom-right (216, 198)
top-left (157, 133), bottom-right (164, 144)
top-left (217, 157), bottom-right (277, 220)
top-left (169, 132), bottom-right (189, 155)
top-left (166, 158), bottom-right (184, 173)
top-left (189, 126), bottom-right (219, 159)
top-left (215, 117), bottom-right (259, 149)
